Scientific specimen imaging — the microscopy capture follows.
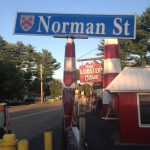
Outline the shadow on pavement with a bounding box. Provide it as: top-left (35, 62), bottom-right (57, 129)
top-left (85, 112), bottom-right (150, 150)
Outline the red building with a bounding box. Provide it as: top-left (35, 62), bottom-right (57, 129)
top-left (106, 67), bottom-right (150, 144)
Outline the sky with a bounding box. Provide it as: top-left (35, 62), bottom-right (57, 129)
top-left (0, 0), bottom-right (150, 80)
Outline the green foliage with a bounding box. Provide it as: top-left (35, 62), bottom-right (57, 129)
top-left (139, 6), bottom-right (150, 32)
top-left (35, 49), bottom-right (61, 97)
top-left (92, 82), bottom-right (102, 90)
top-left (96, 40), bottom-right (104, 72)
top-left (119, 6), bottom-right (150, 67)
top-left (37, 49), bottom-right (60, 80)
top-left (82, 83), bottom-right (91, 97)
top-left (97, 6), bottom-right (150, 68)
top-left (0, 60), bottom-right (24, 100)
top-left (50, 79), bottom-right (62, 98)
top-left (29, 78), bottom-right (40, 95)
top-left (0, 36), bottom-right (7, 51)
top-left (0, 36), bottom-right (61, 101)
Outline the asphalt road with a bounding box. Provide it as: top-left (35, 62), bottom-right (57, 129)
top-left (9, 103), bottom-right (64, 150)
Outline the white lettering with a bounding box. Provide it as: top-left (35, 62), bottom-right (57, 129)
top-left (62, 22), bottom-right (70, 33)
top-left (80, 65), bottom-right (101, 75)
top-left (124, 21), bottom-right (130, 35)
top-left (85, 75), bottom-right (99, 82)
top-left (37, 16), bottom-right (51, 33)
top-left (86, 23), bottom-right (94, 34)
top-left (95, 23), bottom-right (106, 34)
top-left (36, 15), bottom-right (132, 37)
top-left (113, 18), bottom-right (122, 35)
top-left (52, 22), bottom-right (61, 33)
top-left (70, 22), bottom-right (84, 34)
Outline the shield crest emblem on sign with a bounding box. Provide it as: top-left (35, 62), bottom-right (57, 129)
top-left (20, 15), bottom-right (34, 31)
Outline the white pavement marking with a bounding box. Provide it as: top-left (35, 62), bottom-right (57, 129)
top-left (11, 107), bottom-right (63, 120)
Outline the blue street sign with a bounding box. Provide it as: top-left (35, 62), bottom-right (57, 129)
top-left (14, 12), bottom-right (136, 39)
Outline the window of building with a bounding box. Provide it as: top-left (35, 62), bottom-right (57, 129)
top-left (137, 94), bottom-right (150, 128)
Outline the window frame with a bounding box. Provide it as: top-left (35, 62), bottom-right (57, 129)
top-left (137, 93), bottom-right (150, 128)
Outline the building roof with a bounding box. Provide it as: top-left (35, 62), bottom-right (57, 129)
top-left (106, 67), bottom-right (150, 92)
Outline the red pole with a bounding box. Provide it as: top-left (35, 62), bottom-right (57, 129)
top-left (102, 39), bottom-right (121, 119)
top-left (63, 37), bottom-right (76, 130)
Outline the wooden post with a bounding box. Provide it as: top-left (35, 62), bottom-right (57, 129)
top-left (40, 64), bottom-right (44, 104)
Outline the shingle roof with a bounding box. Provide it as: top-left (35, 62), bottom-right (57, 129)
top-left (106, 67), bottom-right (150, 92)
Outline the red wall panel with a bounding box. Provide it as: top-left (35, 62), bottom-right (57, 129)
top-left (119, 93), bottom-right (150, 144)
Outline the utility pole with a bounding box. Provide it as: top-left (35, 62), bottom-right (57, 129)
top-left (40, 64), bottom-right (44, 104)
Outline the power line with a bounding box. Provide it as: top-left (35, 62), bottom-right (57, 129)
top-left (78, 48), bottom-right (98, 59)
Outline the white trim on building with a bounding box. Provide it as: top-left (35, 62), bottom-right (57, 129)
top-left (137, 93), bottom-right (150, 128)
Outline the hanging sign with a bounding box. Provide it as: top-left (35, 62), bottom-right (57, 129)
top-left (14, 12), bottom-right (136, 39)
top-left (79, 63), bottom-right (102, 83)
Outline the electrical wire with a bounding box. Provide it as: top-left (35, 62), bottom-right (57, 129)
top-left (78, 48), bottom-right (98, 59)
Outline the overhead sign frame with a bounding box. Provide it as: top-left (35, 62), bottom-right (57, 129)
top-left (14, 12), bottom-right (136, 39)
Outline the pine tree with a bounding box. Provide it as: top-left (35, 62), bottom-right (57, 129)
top-left (50, 79), bottom-right (62, 98)
top-left (119, 6), bottom-right (150, 67)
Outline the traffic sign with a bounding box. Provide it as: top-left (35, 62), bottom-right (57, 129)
top-left (14, 12), bottom-right (136, 39)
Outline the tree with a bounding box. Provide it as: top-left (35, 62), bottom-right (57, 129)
top-left (0, 36), bottom-right (61, 101)
top-left (96, 6), bottom-right (150, 69)
top-left (38, 49), bottom-right (60, 78)
top-left (0, 60), bottom-right (24, 100)
top-left (97, 40), bottom-right (104, 73)
top-left (119, 39), bottom-right (135, 68)
top-left (139, 6), bottom-right (150, 33)
top-left (0, 36), bottom-right (10, 60)
top-left (35, 49), bottom-right (60, 102)
top-left (0, 36), bottom-right (7, 51)
top-left (50, 79), bottom-right (62, 98)
top-left (29, 78), bottom-right (41, 95)
top-left (92, 82), bottom-right (102, 90)
top-left (119, 6), bottom-right (150, 67)
top-left (12, 42), bottom-right (37, 70)
top-left (12, 42), bottom-right (38, 94)
top-left (82, 83), bottom-right (91, 97)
